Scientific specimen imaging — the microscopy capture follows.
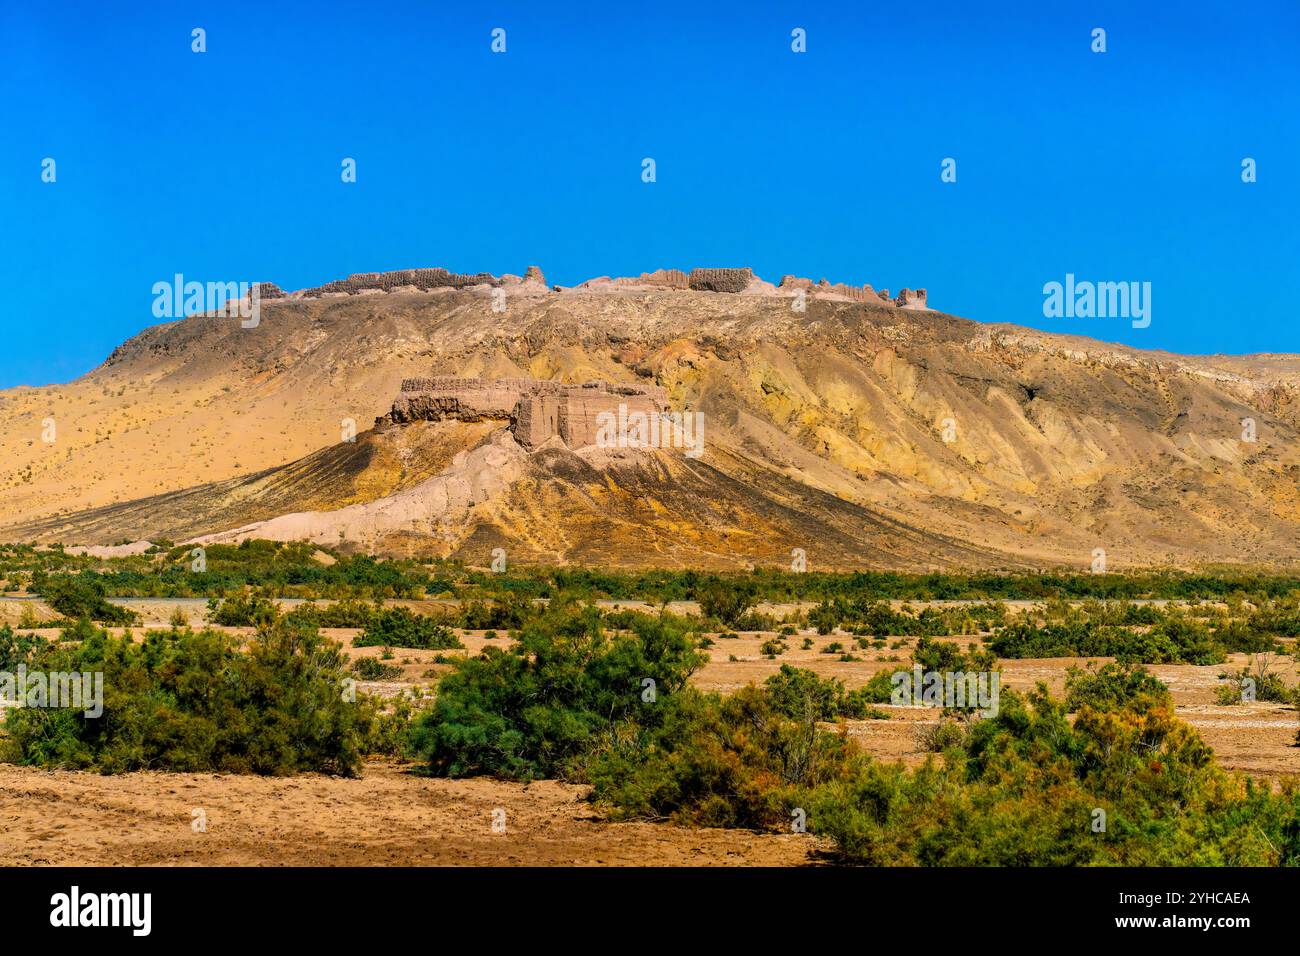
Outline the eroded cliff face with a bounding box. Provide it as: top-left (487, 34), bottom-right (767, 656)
top-left (3, 266), bottom-right (1299, 570)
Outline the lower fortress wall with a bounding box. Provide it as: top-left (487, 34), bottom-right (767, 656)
top-left (382, 377), bottom-right (671, 450)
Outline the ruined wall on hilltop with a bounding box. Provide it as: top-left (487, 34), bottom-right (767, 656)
top-left (262, 264), bottom-right (931, 307)
top-left (640, 268), bottom-right (688, 289)
top-left (688, 268), bottom-right (753, 293)
top-left (301, 268), bottom-right (499, 297)
top-left (382, 377), bottom-right (671, 450)
top-left (778, 276), bottom-right (891, 303)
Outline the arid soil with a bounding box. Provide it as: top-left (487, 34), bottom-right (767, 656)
top-left (0, 761), bottom-right (818, 866)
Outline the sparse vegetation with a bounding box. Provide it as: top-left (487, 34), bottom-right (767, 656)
top-left (1, 618), bottom-right (375, 775)
top-left (33, 572), bottom-right (137, 625)
top-left (352, 607), bottom-right (462, 650)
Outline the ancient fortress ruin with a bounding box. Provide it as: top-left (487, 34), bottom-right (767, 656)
top-left (261, 264), bottom-right (929, 310)
top-left (381, 377), bottom-right (671, 450)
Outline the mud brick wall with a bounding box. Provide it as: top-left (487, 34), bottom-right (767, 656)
top-left (641, 269), bottom-right (688, 289)
top-left (558, 391), bottom-right (669, 448)
top-left (688, 268), bottom-right (753, 293)
top-left (306, 268), bottom-right (499, 296)
top-left (830, 284), bottom-right (874, 301)
top-left (385, 377), bottom-right (671, 449)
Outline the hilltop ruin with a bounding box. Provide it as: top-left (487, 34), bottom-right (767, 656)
top-left (262, 264), bottom-right (930, 309)
top-left (380, 377), bottom-right (671, 450)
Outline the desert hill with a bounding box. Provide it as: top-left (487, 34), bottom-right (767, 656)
top-left (3, 265), bottom-right (1299, 570)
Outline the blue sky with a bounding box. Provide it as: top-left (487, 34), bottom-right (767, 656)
top-left (1, 0), bottom-right (1296, 387)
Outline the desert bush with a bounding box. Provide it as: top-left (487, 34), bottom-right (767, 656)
top-left (914, 716), bottom-right (968, 752)
top-left (1248, 600), bottom-right (1300, 639)
top-left (1216, 654), bottom-right (1293, 706)
top-left (285, 598), bottom-right (378, 628)
top-left (988, 618), bottom-right (1223, 664)
top-left (1064, 662), bottom-right (1171, 713)
top-left (809, 685), bottom-right (1300, 865)
top-left (36, 574), bottom-right (136, 625)
top-left (352, 656), bottom-right (404, 680)
top-left (589, 682), bottom-right (860, 830)
top-left (697, 579), bottom-right (756, 628)
top-left (353, 608), bottom-right (462, 650)
top-left (761, 665), bottom-right (883, 721)
top-left (456, 594), bottom-right (535, 630)
top-left (410, 606), bottom-right (705, 780)
top-left (0, 625), bottom-right (49, 671)
top-left (207, 593), bottom-right (279, 627)
top-left (1, 618), bottom-right (372, 775)
top-left (1212, 618), bottom-right (1281, 654)
top-left (18, 603), bottom-right (41, 629)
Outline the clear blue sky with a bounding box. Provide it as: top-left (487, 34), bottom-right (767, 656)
top-left (1, 0), bottom-right (1296, 387)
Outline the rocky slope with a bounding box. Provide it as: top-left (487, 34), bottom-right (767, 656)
top-left (3, 266), bottom-right (1298, 570)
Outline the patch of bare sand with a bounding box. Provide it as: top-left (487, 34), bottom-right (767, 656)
top-left (0, 760), bottom-right (819, 866)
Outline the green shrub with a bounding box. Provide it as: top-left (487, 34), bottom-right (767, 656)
top-left (456, 594), bottom-right (535, 630)
top-left (353, 608), bottom-right (462, 650)
top-left (1216, 655), bottom-right (1294, 706)
top-left (589, 683), bottom-right (858, 829)
top-left (207, 593), bottom-right (279, 627)
top-left (1064, 662), bottom-right (1171, 713)
top-left (411, 606), bottom-right (705, 780)
top-left (697, 579), bottom-right (756, 628)
top-left (37, 574), bottom-right (137, 625)
top-left (988, 619), bottom-right (1224, 664)
top-left (1, 618), bottom-right (372, 775)
top-left (352, 656), bottom-right (404, 680)
top-left (809, 685), bottom-right (1300, 865)
top-left (1212, 618), bottom-right (1280, 654)
top-left (762, 665), bottom-right (882, 721)
top-left (286, 598), bottom-right (377, 628)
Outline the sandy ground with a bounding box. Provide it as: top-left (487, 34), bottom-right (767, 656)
top-left (0, 760), bottom-right (817, 866)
